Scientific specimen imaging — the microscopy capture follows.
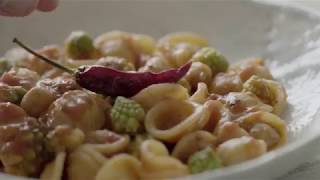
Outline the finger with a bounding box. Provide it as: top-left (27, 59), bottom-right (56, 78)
top-left (37, 0), bottom-right (59, 12)
top-left (0, 0), bottom-right (39, 17)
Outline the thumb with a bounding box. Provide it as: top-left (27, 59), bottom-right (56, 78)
top-left (0, 0), bottom-right (39, 17)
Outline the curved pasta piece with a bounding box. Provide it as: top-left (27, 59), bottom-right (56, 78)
top-left (215, 121), bottom-right (249, 144)
top-left (145, 99), bottom-right (212, 143)
top-left (157, 32), bottom-right (208, 48)
top-left (67, 145), bottom-right (107, 180)
top-left (234, 111), bottom-right (287, 149)
top-left (85, 130), bottom-right (130, 156)
top-left (41, 90), bottom-right (107, 133)
top-left (217, 136), bottom-right (267, 166)
top-left (219, 92), bottom-right (273, 119)
top-left (189, 82), bottom-right (209, 104)
top-left (95, 154), bottom-right (142, 180)
top-left (131, 83), bottom-right (189, 110)
top-left (243, 76), bottom-right (287, 115)
top-left (140, 139), bottom-right (189, 179)
top-left (40, 152), bottom-right (66, 180)
top-left (172, 130), bottom-right (217, 163)
top-left (229, 58), bottom-right (273, 82)
top-left (185, 62), bottom-right (212, 90)
top-left (202, 100), bottom-right (231, 132)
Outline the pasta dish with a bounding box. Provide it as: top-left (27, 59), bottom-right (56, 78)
top-left (0, 31), bottom-right (287, 179)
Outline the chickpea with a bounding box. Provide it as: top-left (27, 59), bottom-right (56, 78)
top-left (65, 31), bottom-right (98, 60)
top-left (249, 123), bottom-right (281, 149)
top-left (210, 72), bottom-right (243, 95)
top-left (216, 122), bottom-right (248, 144)
top-left (216, 136), bottom-right (267, 166)
top-left (20, 87), bottom-right (56, 117)
top-left (192, 47), bottom-right (229, 75)
top-left (185, 62), bottom-right (212, 90)
top-left (1, 67), bottom-right (40, 90)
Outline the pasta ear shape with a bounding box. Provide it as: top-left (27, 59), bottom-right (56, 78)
top-left (95, 154), bottom-right (142, 180)
top-left (189, 82), bottom-right (209, 104)
top-left (145, 99), bottom-right (211, 142)
top-left (67, 145), bottom-right (107, 180)
top-left (140, 139), bottom-right (189, 179)
top-left (235, 111), bottom-right (287, 149)
top-left (40, 152), bottom-right (66, 180)
top-left (85, 130), bottom-right (130, 156)
top-left (131, 83), bottom-right (189, 110)
top-left (172, 131), bottom-right (217, 163)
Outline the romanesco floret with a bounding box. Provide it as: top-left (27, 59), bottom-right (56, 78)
top-left (111, 96), bottom-right (145, 134)
top-left (188, 147), bottom-right (222, 174)
top-left (192, 47), bottom-right (229, 75)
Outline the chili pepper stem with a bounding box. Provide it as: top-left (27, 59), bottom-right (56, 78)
top-left (13, 38), bottom-right (74, 74)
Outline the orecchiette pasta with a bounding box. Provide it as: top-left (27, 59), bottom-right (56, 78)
top-left (229, 58), bottom-right (273, 82)
top-left (85, 130), bottom-right (130, 156)
top-left (243, 75), bottom-right (287, 115)
top-left (189, 82), bottom-right (209, 104)
top-left (67, 145), bottom-right (107, 180)
top-left (157, 32), bottom-right (209, 49)
top-left (132, 83), bottom-right (189, 110)
top-left (41, 90), bottom-right (107, 133)
top-left (96, 154), bottom-right (142, 180)
top-left (185, 62), bottom-right (213, 90)
top-left (234, 111), bottom-right (287, 149)
top-left (139, 139), bottom-right (189, 179)
top-left (210, 72), bottom-right (243, 95)
top-left (145, 99), bottom-right (212, 142)
top-left (215, 121), bottom-right (249, 144)
top-left (216, 136), bottom-right (267, 166)
top-left (172, 130), bottom-right (217, 163)
top-left (219, 92), bottom-right (273, 118)
top-left (40, 152), bottom-right (66, 180)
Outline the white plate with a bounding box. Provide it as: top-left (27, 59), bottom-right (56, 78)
top-left (1, 0), bottom-right (320, 179)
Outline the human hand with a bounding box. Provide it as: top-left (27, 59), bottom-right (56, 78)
top-left (0, 0), bottom-right (59, 17)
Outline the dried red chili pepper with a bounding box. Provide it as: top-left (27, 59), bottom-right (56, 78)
top-left (13, 38), bottom-right (191, 97)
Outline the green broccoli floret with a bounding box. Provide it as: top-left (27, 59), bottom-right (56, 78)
top-left (111, 96), bottom-right (145, 134)
top-left (188, 147), bottom-right (222, 174)
top-left (65, 31), bottom-right (96, 59)
top-left (192, 47), bottom-right (229, 75)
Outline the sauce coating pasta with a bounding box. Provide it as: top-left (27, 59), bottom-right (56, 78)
top-left (0, 31), bottom-right (288, 179)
